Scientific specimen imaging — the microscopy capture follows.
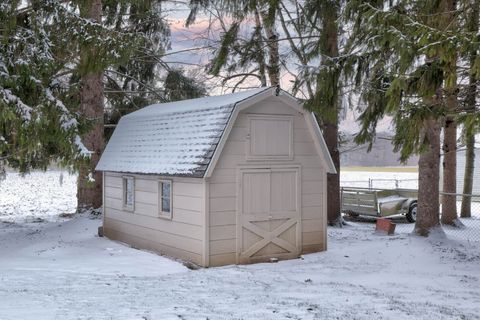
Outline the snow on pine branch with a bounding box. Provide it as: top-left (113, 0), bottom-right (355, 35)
top-left (1, 89), bottom-right (33, 121)
top-left (44, 89), bottom-right (92, 158)
top-left (74, 136), bottom-right (91, 158)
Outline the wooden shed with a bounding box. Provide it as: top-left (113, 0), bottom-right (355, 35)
top-left (96, 87), bottom-right (336, 267)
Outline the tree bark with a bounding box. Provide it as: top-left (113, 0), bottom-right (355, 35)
top-left (324, 120), bottom-right (341, 225)
top-left (77, 0), bottom-right (104, 210)
top-left (254, 8), bottom-right (268, 87)
top-left (460, 0), bottom-right (479, 218)
top-left (441, 115), bottom-right (458, 225)
top-left (461, 133), bottom-right (475, 217)
top-left (260, 10), bottom-right (280, 86)
top-left (415, 117), bottom-right (442, 236)
top-left (321, 1), bottom-right (341, 226)
top-left (441, 0), bottom-right (460, 226)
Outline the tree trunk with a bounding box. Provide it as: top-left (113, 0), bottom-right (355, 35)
top-left (324, 120), bottom-right (341, 225)
top-left (441, 116), bottom-right (458, 225)
top-left (260, 10), bottom-right (280, 86)
top-left (254, 8), bottom-right (268, 87)
top-left (414, 117), bottom-right (442, 236)
top-left (322, 1), bottom-right (341, 226)
top-left (77, 0), bottom-right (104, 210)
top-left (461, 133), bottom-right (475, 217)
top-left (461, 0), bottom-right (479, 218)
top-left (441, 0), bottom-right (460, 226)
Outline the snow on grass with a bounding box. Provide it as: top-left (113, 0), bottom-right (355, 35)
top-left (0, 214), bottom-right (479, 319)
top-left (341, 170), bottom-right (418, 189)
top-left (1, 170), bottom-right (480, 319)
top-left (0, 170), bottom-right (77, 222)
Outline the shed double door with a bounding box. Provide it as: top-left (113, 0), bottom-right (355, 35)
top-left (237, 167), bottom-right (301, 264)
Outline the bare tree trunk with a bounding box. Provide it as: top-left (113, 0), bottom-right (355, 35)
top-left (77, 0), bottom-right (104, 210)
top-left (461, 0), bottom-right (479, 218)
top-left (415, 117), bottom-right (442, 236)
top-left (441, 115), bottom-right (458, 225)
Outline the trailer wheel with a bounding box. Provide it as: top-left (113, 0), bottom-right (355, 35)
top-left (406, 202), bottom-right (417, 223)
top-left (345, 211), bottom-right (359, 217)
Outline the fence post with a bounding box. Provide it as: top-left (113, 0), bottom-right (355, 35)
top-left (368, 179), bottom-right (372, 189)
top-left (395, 179), bottom-right (399, 189)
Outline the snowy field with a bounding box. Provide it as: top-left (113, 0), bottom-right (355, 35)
top-left (1, 170), bottom-right (480, 319)
top-left (341, 169), bottom-right (418, 189)
top-left (0, 170), bottom-right (77, 222)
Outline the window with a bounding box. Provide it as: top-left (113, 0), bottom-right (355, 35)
top-left (159, 180), bottom-right (172, 218)
top-left (122, 176), bottom-right (134, 211)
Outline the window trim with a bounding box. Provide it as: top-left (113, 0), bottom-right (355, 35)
top-left (158, 179), bottom-right (173, 219)
top-left (122, 175), bottom-right (135, 212)
top-left (246, 114), bottom-right (294, 161)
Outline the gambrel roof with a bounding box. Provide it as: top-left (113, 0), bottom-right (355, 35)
top-left (96, 87), bottom-right (336, 177)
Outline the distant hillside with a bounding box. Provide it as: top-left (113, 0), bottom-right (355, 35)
top-left (340, 132), bottom-right (419, 167)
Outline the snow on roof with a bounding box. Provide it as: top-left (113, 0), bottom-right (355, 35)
top-left (96, 87), bottom-right (271, 177)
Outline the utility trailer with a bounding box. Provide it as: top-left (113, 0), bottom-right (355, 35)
top-left (341, 187), bottom-right (418, 223)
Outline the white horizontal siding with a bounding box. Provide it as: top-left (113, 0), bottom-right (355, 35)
top-left (104, 223), bottom-right (202, 265)
top-left (209, 211), bottom-right (236, 226)
top-left (103, 172), bottom-right (205, 263)
top-left (106, 208), bottom-right (203, 240)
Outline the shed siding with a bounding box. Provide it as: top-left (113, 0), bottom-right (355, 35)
top-left (103, 172), bottom-right (205, 265)
top-left (208, 97), bottom-right (326, 266)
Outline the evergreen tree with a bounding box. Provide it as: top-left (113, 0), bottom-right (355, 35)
top-left (300, 0), bottom-right (343, 226)
top-left (344, 0), bottom-right (478, 236)
top-left (76, 0), bottom-right (105, 210)
top-left (163, 69), bottom-right (207, 102)
top-left (190, 1), bottom-right (345, 225)
top-left (0, 1), bottom-right (134, 177)
top-left (187, 0), bottom-right (281, 88)
top-left (103, 0), bottom-right (170, 117)
top-left (1, 1), bottom-right (205, 210)
top-left (101, 2), bottom-right (205, 138)
top-left (441, 0), bottom-right (462, 227)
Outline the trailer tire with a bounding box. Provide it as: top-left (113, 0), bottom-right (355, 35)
top-left (345, 210), bottom-right (359, 217)
top-left (406, 202), bottom-right (417, 223)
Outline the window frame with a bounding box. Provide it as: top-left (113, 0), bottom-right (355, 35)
top-left (246, 114), bottom-right (294, 161)
top-left (122, 175), bottom-right (135, 212)
top-left (158, 179), bottom-right (173, 219)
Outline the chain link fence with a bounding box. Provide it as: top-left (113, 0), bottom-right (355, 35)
top-left (341, 181), bottom-right (480, 242)
top-left (438, 193), bottom-right (480, 243)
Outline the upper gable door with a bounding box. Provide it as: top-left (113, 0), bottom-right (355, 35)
top-left (236, 166), bottom-right (301, 264)
top-left (246, 115), bottom-right (294, 161)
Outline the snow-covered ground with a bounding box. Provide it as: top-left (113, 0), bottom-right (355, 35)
top-left (0, 170), bottom-right (77, 222)
top-left (1, 170), bottom-right (480, 319)
top-left (1, 213), bottom-right (479, 319)
top-left (341, 170), bottom-right (418, 189)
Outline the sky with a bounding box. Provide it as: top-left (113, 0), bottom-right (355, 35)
top-left (161, 2), bottom-right (395, 135)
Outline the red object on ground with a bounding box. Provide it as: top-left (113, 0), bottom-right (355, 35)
top-left (376, 219), bottom-right (396, 235)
